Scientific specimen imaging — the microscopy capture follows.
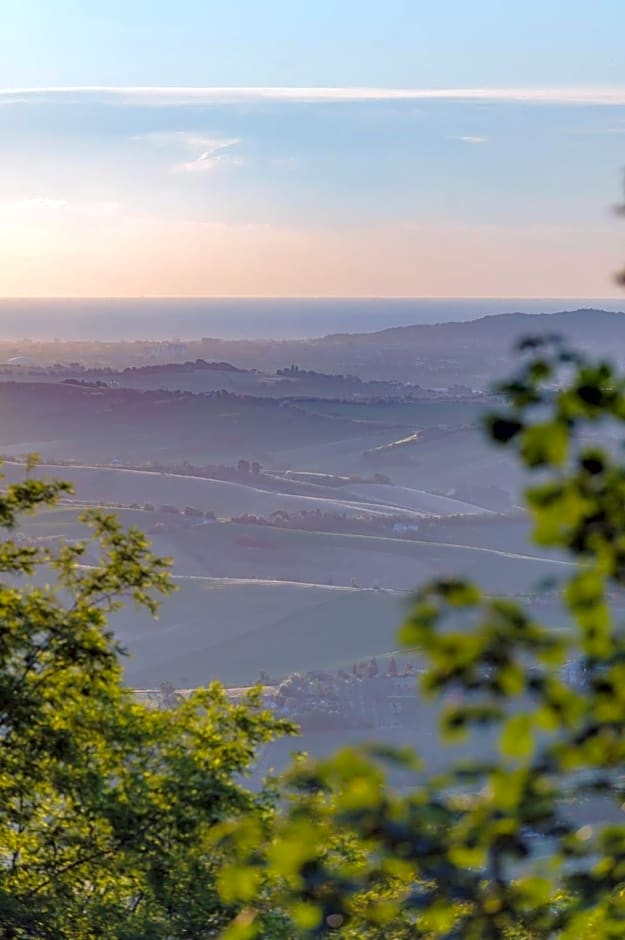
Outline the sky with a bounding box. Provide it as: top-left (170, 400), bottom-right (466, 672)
top-left (1, 0), bottom-right (625, 297)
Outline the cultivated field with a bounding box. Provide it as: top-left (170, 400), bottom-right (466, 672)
top-left (112, 578), bottom-right (405, 688)
top-left (19, 505), bottom-right (568, 591)
top-left (1, 462), bottom-right (492, 518)
top-left (14, 499), bottom-right (572, 690)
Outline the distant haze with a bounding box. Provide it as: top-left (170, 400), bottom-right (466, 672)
top-left (1, 298), bottom-right (625, 341)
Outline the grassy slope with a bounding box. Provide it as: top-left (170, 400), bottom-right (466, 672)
top-left (122, 581), bottom-right (404, 688)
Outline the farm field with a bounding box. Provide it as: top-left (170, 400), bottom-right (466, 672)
top-left (13, 492), bottom-right (575, 689)
top-left (114, 579), bottom-right (405, 688)
top-left (0, 381), bottom-right (372, 465)
top-left (1, 462), bottom-right (492, 518)
top-left (291, 398), bottom-right (485, 427)
top-left (0, 381), bottom-right (526, 511)
top-left (19, 505), bottom-right (569, 592)
top-left (272, 426), bottom-right (524, 506)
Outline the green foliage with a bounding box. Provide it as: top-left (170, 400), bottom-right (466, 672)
top-left (219, 337), bottom-right (625, 937)
top-left (0, 464), bottom-right (292, 938)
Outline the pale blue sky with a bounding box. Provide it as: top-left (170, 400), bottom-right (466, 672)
top-left (1, 2), bottom-right (624, 296)
top-left (3, 0), bottom-right (624, 88)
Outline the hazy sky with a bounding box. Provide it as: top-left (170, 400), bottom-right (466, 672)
top-left (1, 1), bottom-right (625, 297)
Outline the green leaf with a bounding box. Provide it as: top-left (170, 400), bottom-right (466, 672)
top-left (500, 714), bottom-right (534, 760)
top-left (520, 421), bottom-right (569, 468)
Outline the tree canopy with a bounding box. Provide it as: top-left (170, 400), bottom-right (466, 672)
top-left (0, 466), bottom-right (291, 938)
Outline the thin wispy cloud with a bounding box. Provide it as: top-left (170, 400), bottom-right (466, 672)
top-left (178, 151), bottom-right (244, 173)
top-left (3, 86), bottom-right (625, 106)
top-left (177, 138), bottom-right (242, 173)
top-left (453, 136), bottom-right (487, 144)
top-left (136, 132), bottom-right (243, 172)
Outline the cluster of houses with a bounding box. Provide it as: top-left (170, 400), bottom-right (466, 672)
top-left (134, 653), bottom-right (597, 733)
top-left (134, 662), bottom-right (419, 731)
top-left (267, 666), bottom-right (417, 731)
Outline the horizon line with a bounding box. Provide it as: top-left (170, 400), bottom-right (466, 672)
top-left (4, 85), bottom-right (625, 106)
top-left (0, 294), bottom-right (625, 304)
top-left (0, 295), bottom-right (624, 303)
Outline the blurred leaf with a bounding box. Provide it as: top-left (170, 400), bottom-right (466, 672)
top-left (500, 714), bottom-right (534, 760)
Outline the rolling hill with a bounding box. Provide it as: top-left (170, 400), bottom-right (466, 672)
top-left (2, 308), bottom-right (624, 388)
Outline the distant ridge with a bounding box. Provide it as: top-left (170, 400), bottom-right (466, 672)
top-left (323, 307), bottom-right (625, 341)
top-left (319, 307), bottom-right (625, 345)
top-left (306, 308), bottom-right (625, 385)
top-left (1, 298), bottom-right (625, 342)
top-left (2, 305), bottom-right (625, 387)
